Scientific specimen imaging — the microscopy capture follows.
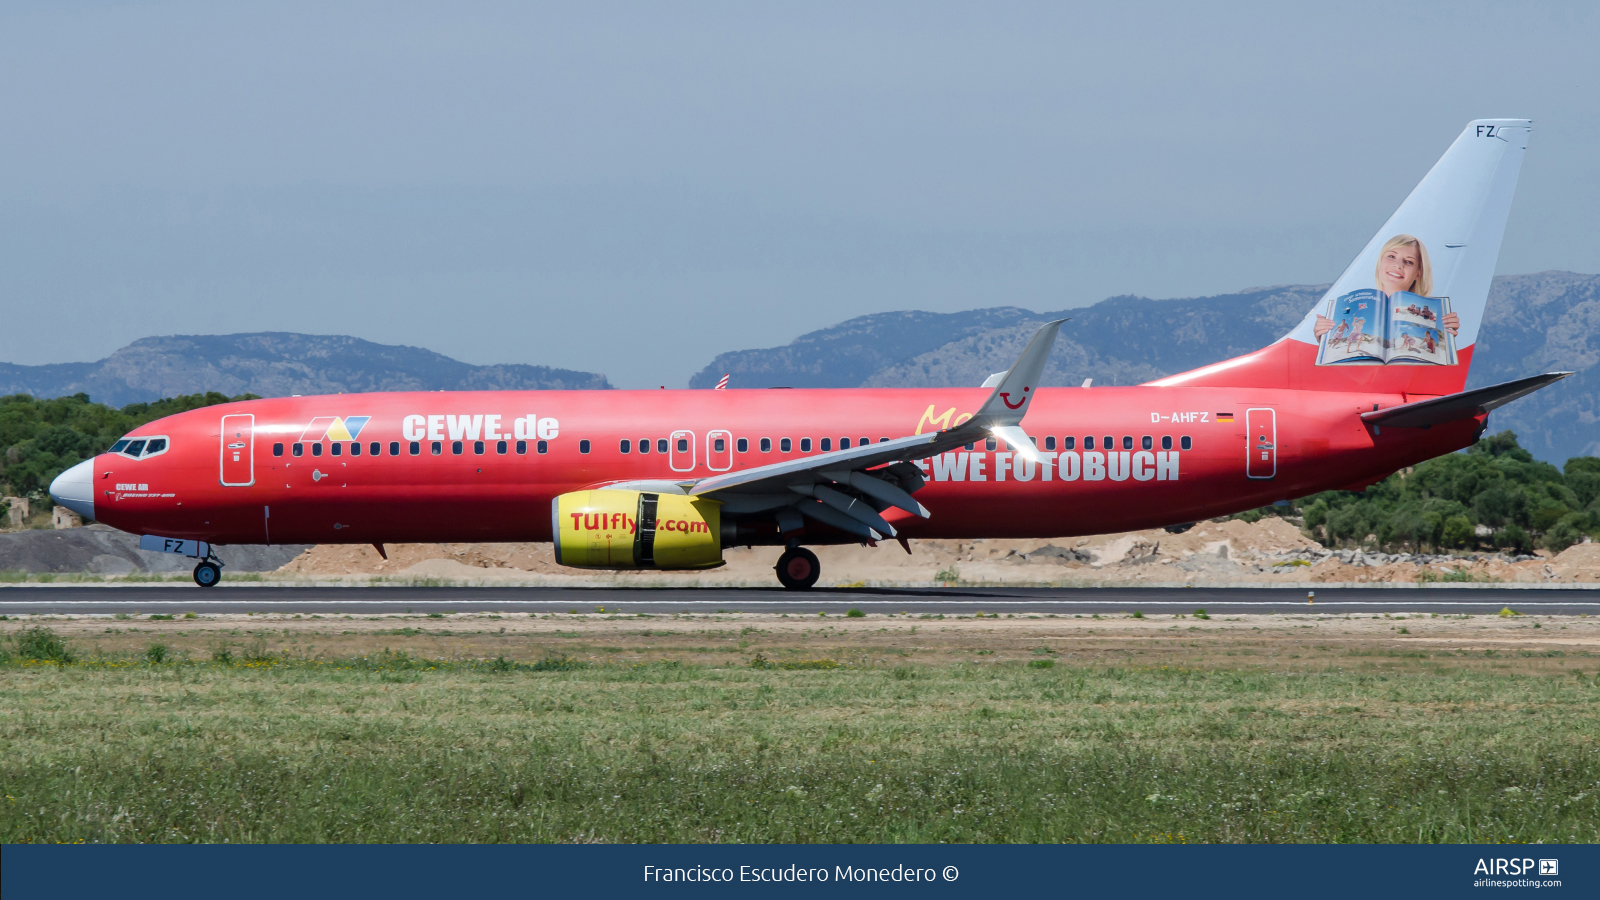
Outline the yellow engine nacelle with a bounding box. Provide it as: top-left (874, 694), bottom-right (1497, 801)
top-left (552, 490), bottom-right (724, 570)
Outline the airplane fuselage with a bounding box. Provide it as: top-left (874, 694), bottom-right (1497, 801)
top-left (82, 385), bottom-right (1480, 548)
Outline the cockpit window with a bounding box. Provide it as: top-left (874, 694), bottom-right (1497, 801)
top-left (111, 436), bottom-right (171, 459)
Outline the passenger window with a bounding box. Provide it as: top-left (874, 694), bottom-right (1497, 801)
top-left (780, 438), bottom-right (792, 452)
top-left (273, 443), bottom-right (284, 457)
top-left (1141, 436), bottom-right (1152, 450)
top-left (126, 440), bottom-right (148, 456)
top-left (473, 440), bottom-right (485, 455)
top-left (820, 438), bottom-right (831, 452)
top-left (1161, 436), bottom-right (1172, 450)
top-left (537, 440), bottom-right (549, 454)
top-left (879, 437), bottom-right (889, 443)
top-left (714, 438), bottom-right (726, 452)
top-left (311, 443), bottom-right (323, 457)
top-left (1181, 436), bottom-right (1192, 450)
top-left (431, 441), bottom-right (442, 455)
top-left (331, 442), bottom-right (342, 456)
top-left (676, 438), bottom-right (688, 452)
top-left (109, 440), bottom-right (130, 453)
top-left (496, 440), bottom-right (507, 455)
top-left (985, 438), bottom-right (996, 451)
top-left (839, 438), bottom-right (850, 449)
top-left (580, 440), bottom-right (591, 454)
top-left (861, 437), bottom-right (871, 447)
top-left (451, 441), bottom-right (463, 455)
top-left (350, 442), bottom-right (361, 456)
top-left (1122, 436), bottom-right (1133, 450)
top-left (389, 442), bottom-right (400, 456)
top-left (637, 439), bottom-right (649, 454)
top-left (737, 438), bottom-right (748, 453)
top-left (801, 438), bottom-right (812, 452)
top-left (145, 438), bottom-right (167, 454)
top-left (1044, 436), bottom-right (1056, 451)
top-left (620, 440), bottom-right (631, 453)
top-left (372, 442), bottom-right (382, 456)
top-left (409, 441), bottom-right (420, 456)
top-left (515, 440), bottom-right (526, 455)
top-left (1083, 436), bottom-right (1093, 450)
top-left (1104, 436), bottom-right (1114, 450)
top-left (760, 438), bottom-right (771, 452)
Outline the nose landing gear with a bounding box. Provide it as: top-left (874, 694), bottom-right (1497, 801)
top-left (193, 560), bottom-right (223, 588)
top-left (775, 546), bottom-right (821, 590)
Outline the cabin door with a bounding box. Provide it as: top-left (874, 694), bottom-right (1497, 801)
top-left (669, 430), bottom-right (696, 473)
top-left (1245, 408), bottom-right (1276, 479)
top-left (706, 430), bottom-right (733, 472)
top-left (220, 414), bottom-right (255, 486)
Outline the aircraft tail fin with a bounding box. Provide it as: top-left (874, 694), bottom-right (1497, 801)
top-left (1149, 119), bottom-right (1530, 396)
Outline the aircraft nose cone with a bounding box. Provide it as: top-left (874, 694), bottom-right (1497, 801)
top-left (49, 458), bottom-right (96, 522)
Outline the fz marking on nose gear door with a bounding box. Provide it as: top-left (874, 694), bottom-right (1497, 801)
top-left (220, 414), bottom-right (255, 486)
top-left (1246, 408), bottom-right (1276, 479)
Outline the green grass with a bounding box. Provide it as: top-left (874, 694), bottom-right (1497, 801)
top-left (2, 650), bottom-right (1597, 844)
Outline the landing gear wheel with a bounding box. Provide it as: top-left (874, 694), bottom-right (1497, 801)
top-left (193, 561), bottom-right (222, 588)
top-left (775, 547), bottom-right (821, 591)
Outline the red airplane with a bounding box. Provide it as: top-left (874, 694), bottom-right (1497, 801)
top-left (49, 119), bottom-right (1568, 589)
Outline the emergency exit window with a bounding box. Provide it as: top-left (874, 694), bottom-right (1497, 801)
top-left (675, 438), bottom-right (688, 453)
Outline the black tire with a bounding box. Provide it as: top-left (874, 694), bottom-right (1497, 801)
top-left (775, 547), bottom-right (821, 590)
top-left (193, 561), bottom-right (222, 588)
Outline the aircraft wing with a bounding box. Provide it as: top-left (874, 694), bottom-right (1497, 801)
top-left (682, 319), bottom-right (1066, 541)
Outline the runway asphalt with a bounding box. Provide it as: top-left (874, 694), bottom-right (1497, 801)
top-left (1, 584), bottom-right (1597, 615)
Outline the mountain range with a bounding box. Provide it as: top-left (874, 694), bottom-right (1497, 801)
top-left (0, 333), bottom-right (612, 405)
top-left (3, 272), bottom-right (1593, 464)
top-left (690, 271), bottom-right (1599, 464)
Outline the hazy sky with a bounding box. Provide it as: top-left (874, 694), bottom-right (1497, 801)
top-left (2, 1), bottom-right (1596, 388)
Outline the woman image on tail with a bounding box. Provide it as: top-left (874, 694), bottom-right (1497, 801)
top-left (1315, 234), bottom-right (1460, 339)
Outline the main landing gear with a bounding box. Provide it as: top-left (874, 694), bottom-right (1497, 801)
top-left (775, 546), bottom-right (821, 591)
top-left (193, 560), bottom-right (222, 588)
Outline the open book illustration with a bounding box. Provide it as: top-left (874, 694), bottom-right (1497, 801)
top-left (1315, 289), bottom-right (1456, 366)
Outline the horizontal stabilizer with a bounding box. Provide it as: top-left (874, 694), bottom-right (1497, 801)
top-left (1360, 372), bottom-right (1571, 428)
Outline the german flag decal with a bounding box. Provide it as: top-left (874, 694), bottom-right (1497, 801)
top-left (1215, 413), bottom-right (1235, 422)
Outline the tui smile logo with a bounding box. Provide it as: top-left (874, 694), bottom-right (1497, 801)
top-left (300, 416), bottom-right (371, 442)
top-left (1000, 386), bottom-right (1030, 410)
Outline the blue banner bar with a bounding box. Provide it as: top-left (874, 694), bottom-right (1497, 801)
top-left (5, 844), bottom-right (1594, 898)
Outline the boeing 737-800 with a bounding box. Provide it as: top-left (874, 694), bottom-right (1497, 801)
top-left (49, 119), bottom-right (1567, 589)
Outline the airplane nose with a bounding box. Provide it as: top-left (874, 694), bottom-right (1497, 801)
top-left (49, 458), bottom-right (97, 522)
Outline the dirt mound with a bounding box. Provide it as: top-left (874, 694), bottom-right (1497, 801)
top-left (270, 524), bottom-right (1597, 587)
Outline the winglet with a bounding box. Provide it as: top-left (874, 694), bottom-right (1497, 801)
top-left (972, 319), bottom-right (1065, 428)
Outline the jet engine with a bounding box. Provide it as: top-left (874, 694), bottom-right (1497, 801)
top-left (552, 490), bottom-right (725, 569)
